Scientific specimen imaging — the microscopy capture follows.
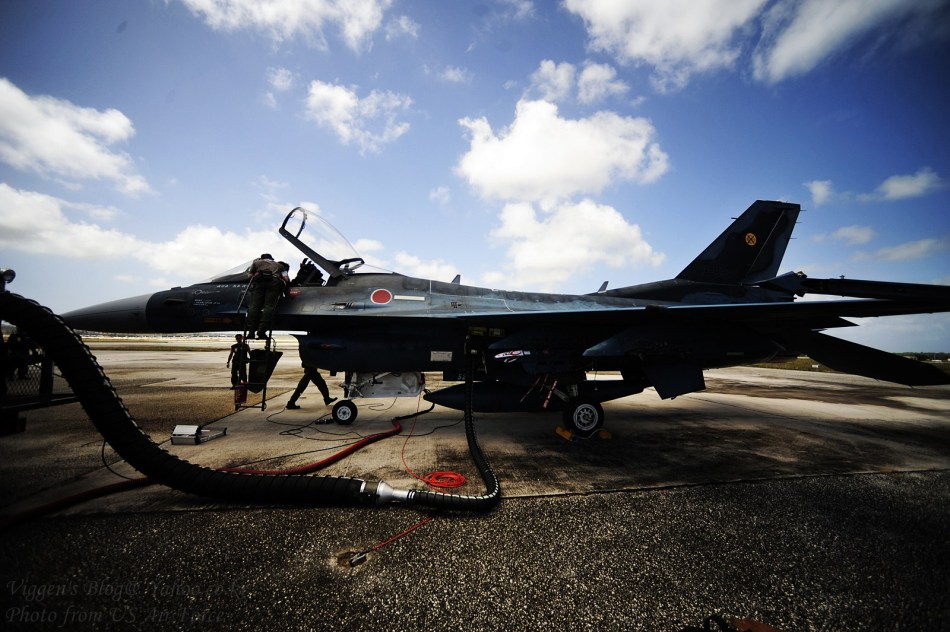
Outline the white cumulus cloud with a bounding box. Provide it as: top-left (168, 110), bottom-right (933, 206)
top-left (806, 168), bottom-right (943, 205)
top-left (876, 237), bottom-right (950, 262)
top-left (529, 60), bottom-right (576, 102)
top-left (439, 66), bottom-right (473, 84)
top-left (875, 167), bottom-right (943, 200)
top-left (176, 0), bottom-right (392, 52)
top-left (832, 225), bottom-right (875, 246)
top-left (565, 0), bottom-right (949, 90)
top-left (456, 99), bottom-right (668, 204)
top-left (264, 66), bottom-right (296, 108)
top-left (484, 199), bottom-right (664, 291)
top-left (752, 0), bottom-right (945, 84)
top-left (0, 78), bottom-right (152, 197)
top-left (385, 15), bottom-right (420, 41)
top-left (0, 183), bottom-right (287, 281)
top-left (577, 63), bottom-right (630, 104)
top-left (528, 60), bottom-right (629, 105)
top-left (267, 67), bottom-right (296, 91)
top-left (564, 0), bottom-right (767, 91)
top-left (304, 80), bottom-right (412, 154)
top-left (392, 252), bottom-right (458, 281)
top-left (804, 179), bottom-right (833, 206)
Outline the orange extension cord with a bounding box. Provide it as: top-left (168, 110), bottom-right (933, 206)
top-left (399, 399), bottom-right (466, 489)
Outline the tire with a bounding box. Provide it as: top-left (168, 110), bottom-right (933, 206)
top-left (332, 400), bottom-right (358, 425)
top-left (562, 400), bottom-right (604, 439)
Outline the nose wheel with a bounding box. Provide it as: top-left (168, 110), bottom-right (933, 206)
top-left (331, 399), bottom-right (358, 425)
top-left (562, 399), bottom-right (604, 439)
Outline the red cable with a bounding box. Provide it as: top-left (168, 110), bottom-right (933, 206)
top-left (370, 515), bottom-right (434, 552)
top-left (220, 418), bottom-right (403, 475)
top-left (228, 397), bottom-right (466, 486)
top-left (6, 397), bottom-right (455, 527)
top-left (346, 513), bottom-right (435, 565)
top-left (1, 477), bottom-right (154, 530)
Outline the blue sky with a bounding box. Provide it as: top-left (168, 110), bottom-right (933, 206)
top-left (1, 0), bottom-right (949, 351)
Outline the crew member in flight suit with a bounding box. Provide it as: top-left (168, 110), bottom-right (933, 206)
top-left (286, 363), bottom-right (337, 409)
top-left (226, 333), bottom-right (250, 387)
top-left (245, 253), bottom-right (284, 340)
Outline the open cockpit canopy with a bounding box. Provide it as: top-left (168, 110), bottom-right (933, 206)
top-left (201, 207), bottom-right (394, 286)
top-left (279, 207), bottom-right (394, 284)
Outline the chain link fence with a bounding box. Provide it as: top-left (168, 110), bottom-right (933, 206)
top-left (2, 326), bottom-right (78, 433)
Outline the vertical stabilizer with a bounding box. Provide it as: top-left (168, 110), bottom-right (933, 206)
top-left (676, 200), bottom-right (800, 284)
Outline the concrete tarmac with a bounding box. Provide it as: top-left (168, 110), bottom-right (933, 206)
top-left (1, 343), bottom-right (949, 631)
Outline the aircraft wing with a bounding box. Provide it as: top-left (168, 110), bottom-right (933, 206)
top-left (447, 297), bottom-right (950, 388)
top-left (451, 297), bottom-right (950, 330)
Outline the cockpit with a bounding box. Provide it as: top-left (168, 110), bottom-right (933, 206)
top-left (279, 207), bottom-right (394, 286)
top-left (204, 207), bottom-right (393, 287)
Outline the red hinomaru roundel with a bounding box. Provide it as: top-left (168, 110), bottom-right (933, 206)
top-left (370, 288), bottom-right (393, 305)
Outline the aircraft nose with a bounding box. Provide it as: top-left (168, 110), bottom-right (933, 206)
top-left (61, 293), bottom-right (154, 333)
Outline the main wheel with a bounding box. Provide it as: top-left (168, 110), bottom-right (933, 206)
top-left (562, 400), bottom-right (604, 439)
top-left (332, 400), bottom-right (358, 425)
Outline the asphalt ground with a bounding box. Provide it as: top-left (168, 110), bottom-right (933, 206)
top-left (1, 341), bottom-right (949, 631)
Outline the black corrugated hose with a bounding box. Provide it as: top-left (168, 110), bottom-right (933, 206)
top-left (407, 343), bottom-right (501, 509)
top-left (0, 292), bottom-right (500, 511)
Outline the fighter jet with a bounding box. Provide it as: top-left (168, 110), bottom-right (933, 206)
top-left (64, 201), bottom-right (950, 437)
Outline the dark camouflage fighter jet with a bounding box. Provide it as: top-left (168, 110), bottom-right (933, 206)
top-left (64, 201), bottom-right (950, 437)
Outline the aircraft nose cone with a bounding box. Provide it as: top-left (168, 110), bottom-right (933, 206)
top-left (61, 293), bottom-right (154, 333)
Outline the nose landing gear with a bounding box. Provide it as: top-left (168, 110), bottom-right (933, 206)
top-left (331, 399), bottom-right (358, 425)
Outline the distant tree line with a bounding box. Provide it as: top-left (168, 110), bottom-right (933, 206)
top-left (902, 352), bottom-right (949, 362)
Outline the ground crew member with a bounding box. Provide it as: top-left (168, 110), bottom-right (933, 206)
top-left (226, 334), bottom-right (250, 387)
top-left (245, 253), bottom-right (283, 339)
top-left (286, 363), bottom-right (337, 409)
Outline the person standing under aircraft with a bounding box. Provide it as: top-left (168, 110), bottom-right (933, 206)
top-left (286, 363), bottom-right (337, 409)
top-left (245, 253), bottom-right (283, 340)
top-left (226, 333), bottom-right (250, 387)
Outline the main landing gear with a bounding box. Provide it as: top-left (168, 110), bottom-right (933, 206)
top-left (562, 399), bottom-right (605, 439)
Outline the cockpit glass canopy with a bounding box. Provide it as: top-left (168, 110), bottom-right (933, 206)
top-left (280, 207), bottom-right (391, 279)
top-left (205, 262), bottom-right (254, 283)
top-left (202, 207), bottom-right (392, 285)
top-left (282, 207), bottom-right (361, 264)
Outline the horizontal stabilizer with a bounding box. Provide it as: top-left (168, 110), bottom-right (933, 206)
top-left (798, 276), bottom-right (950, 302)
top-left (758, 272), bottom-right (950, 302)
top-left (788, 331), bottom-right (950, 386)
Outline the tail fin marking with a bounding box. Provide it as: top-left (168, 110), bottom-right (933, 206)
top-left (676, 200), bottom-right (801, 285)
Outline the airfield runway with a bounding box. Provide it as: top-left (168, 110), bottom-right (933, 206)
top-left (1, 339), bottom-right (949, 631)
